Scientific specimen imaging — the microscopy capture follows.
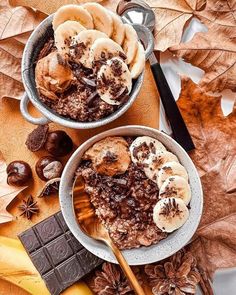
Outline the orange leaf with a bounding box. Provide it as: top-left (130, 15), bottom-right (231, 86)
top-left (177, 77), bottom-right (236, 277)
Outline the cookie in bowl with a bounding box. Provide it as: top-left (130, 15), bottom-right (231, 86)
top-left (75, 135), bottom-right (192, 250)
top-left (34, 3), bottom-right (145, 123)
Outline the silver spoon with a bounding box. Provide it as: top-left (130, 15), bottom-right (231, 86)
top-left (117, 0), bottom-right (195, 152)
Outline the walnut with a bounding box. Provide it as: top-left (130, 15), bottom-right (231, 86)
top-left (35, 52), bottom-right (74, 100)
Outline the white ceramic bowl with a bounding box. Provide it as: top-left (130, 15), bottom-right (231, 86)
top-left (59, 126), bottom-right (203, 265)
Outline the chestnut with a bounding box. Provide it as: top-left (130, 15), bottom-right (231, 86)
top-left (7, 161), bottom-right (32, 186)
top-left (45, 130), bottom-right (73, 157)
top-left (35, 156), bottom-right (63, 181)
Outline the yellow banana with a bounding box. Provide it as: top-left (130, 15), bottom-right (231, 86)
top-left (62, 282), bottom-right (93, 295)
top-left (0, 236), bottom-right (93, 295)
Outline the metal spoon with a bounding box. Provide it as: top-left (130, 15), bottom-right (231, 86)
top-left (117, 0), bottom-right (195, 152)
top-left (72, 175), bottom-right (146, 295)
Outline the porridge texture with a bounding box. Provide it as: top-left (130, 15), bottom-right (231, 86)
top-left (34, 3), bottom-right (146, 123)
top-left (76, 136), bottom-right (191, 250)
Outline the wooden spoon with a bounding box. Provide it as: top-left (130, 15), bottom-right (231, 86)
top-left (72, 175), bottom-right (146, 295)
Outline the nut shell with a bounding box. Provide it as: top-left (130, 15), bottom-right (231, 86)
top-left (7, 161), bottom-right (32, 186)
top-left (45, 131), bottom-right (73, 157)
top-left (35, 156), bottom-right (63, 181)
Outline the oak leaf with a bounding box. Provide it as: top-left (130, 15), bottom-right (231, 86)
top-left (0, 152), bottom-right (27, 224)
top-left (177, 77), bottom-right (236, 277)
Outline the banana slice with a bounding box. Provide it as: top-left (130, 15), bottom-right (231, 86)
top-left (89, 38), bottom-right (126, 65)
top-left (70, 30), bottom-right (108, 68)
top-left (159, 176), bottom-right (191, 205)
top-left (109, 11), bottom-right (125, 45)
top-left (83, 3), bottom-right (113, 37)
top-left (130, 136), bottom-right (166, 164)
top-left (52, 5), bottom-right (94, 30)
top-left (97, 57), bottom-right (132, 105)
top-left (157, 161), bottom-right (189, 188)
top-left (55, 20), bottom-right (86, 55)
top-left (143, 151), bottom-right (179, 182)
top-left (130, 42), bottom-right (145, 79)
top-left (122, 24), bottom-right (139, 64)
top-left (153, 198), bottom-right (189, 233)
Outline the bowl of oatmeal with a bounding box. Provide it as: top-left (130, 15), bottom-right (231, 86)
top-left (59, 126), bottom-right (203, 265)
top-left (20, 3), bottom-right (152, 129)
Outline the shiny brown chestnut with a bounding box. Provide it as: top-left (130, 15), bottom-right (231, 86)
top-left (7, 161), bottom-right (32, 186)
top-left (45, 131), bottom-right (73, 157)
top-left (35, 156), bottom-right (63, 181)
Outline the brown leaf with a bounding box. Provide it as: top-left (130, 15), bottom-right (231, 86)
top-left (146, 0), bottom-right (199, 51)
top-left (0, 151), bottom-right (27, 224)
top-left (195, 0), bottom-right (236, 38)
top-left (170, 0), bottom-right (236, 93)
top-left (190, 214), bottom-right (236, 278)
top-left (0, 1), bottom-right (45, 100)
top-left (170, 27), bottom-right (236, 92)
top-left (177, 77), bottom-right (235, 175)
top-left (177, 77), bottom-right (236, 278)
top-left (0, 1), bottom-right (45, 40)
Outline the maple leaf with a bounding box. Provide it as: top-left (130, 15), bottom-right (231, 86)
top-left (170, 27), bottom-right (236, 93)
top-left (195, 0), bottom-right (236, 38)
top-left (177, 77), bottom-right (236, 277)
top-left (0, 152), bottom-right (27, 224)
top-left (170, 0), bottom-right (236, 93)
top-left (177, 77), bottom-right (235, 175)
top-left (145, 0), bottom-right (206, 51)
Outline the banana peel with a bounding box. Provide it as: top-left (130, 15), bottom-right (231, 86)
top-left (0, 236), bottom-right (93, 295)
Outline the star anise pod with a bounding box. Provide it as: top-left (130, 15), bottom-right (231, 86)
top-left (92, 262), bottom-right (135, 295)
top-left (18, 195), bottom-right (39, 219)
top-left (145, 249), bottom-right (201, 295)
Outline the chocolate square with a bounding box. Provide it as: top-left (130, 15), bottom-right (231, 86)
top-left (19, 228), bottom-right (41, 253)
top-left (31, 248), bottom-right (51, 274)
top-left (35, 215), bottom-right (63, 243)
top-left (46, 235), bottom-right (73, 266)
top-left (77, 248), bottom-right (102, 272)
top-left (43, 271), bottom-right (62, 295)
top-left (57, 255), bottom-right (84, 285)
top-left (66, 232), bottom-right (83, 252)
top-left (56, 211), bottom-right (69, 232)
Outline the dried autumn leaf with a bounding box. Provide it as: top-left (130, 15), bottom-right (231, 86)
top-left (177, 77), bottom-right (235, 175)
top-left (9, 0), bottom-right (103, 15)
top-left (0, 1), bottom-right (45, 40)
top-left (195, 0), bottom-right (236, 38)
top-left (190, 213), bottom-right (236, 278)
top-left (146, 0), bottom-right (206, 51)
top-left (177, 77), bottom-right (236, 277)
top-left (0, 1), bottom-right (45, 100)
top-left (170, 27), bottom-right (236, 93)
top-left (0, 152), bottom-right (27, 224)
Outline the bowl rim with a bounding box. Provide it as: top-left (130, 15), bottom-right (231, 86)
top-left (59, 125), bottom-right (203, 265)
top-left (21, 14), bottom-right (144, 129)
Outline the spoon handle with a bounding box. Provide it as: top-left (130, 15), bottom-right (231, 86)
top-left (108, 240), bottom-right (146, 295)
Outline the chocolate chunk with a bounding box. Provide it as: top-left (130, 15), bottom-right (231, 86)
top-left (18, 211), bottom-right (103, 295)
top-left (25, 124), bottom-right (49, 152)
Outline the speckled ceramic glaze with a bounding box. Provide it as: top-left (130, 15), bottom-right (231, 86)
top-left (59, 126), bottom-right (203, 265)
top-left (20, 15), bottom-right (151, 129)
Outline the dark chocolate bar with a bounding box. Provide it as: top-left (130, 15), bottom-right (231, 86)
top-left (19, 211), bottom-right (102, 295)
